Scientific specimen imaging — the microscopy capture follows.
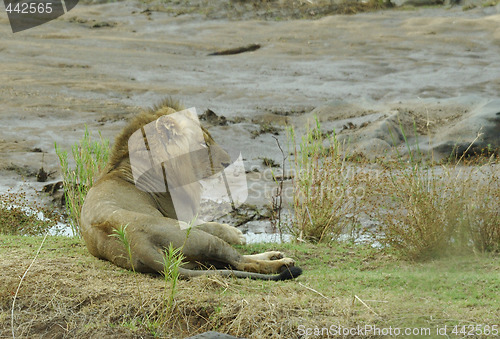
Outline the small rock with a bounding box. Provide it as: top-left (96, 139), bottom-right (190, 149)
top-left (36, 167), bottom-right (48, 182)
top-left (390, 0), bottom-right (443, 6)
top-left (431, 100), bottom-right (500, 158)
top-left (200, 109), bottom-right (228, 126)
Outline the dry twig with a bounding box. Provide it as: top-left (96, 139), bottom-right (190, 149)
top-left (11, 232), bottom-right (48, 339)
top-left (299, 282), bottom-right (330, 300)
top-left (354, 294), bottom-right (380, 317)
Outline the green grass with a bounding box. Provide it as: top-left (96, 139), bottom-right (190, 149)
top-left (161, 242), bottom-right (186, 315)
top-left (55, 125), bottom-right (109, 237)
top-left (3, 235), bottom-right (497, 338)
top-left (287, 118), bottom-right (364, 243)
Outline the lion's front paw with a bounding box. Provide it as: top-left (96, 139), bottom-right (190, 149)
top-left (195, 222), bottom-right (246, 245)
top-left (224, 224), bottom-right (246, 245)
top-left (280, 257), bottom-right (295, 267)
top-left (237, 230), bottom-right (247, 245)
top-left (267, 251), bottom-right (284, 260)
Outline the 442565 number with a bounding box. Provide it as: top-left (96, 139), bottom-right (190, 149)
top-left (452, 325), bottom-right (498, 336)
top-left (5, 2), bottom-right (53, 14)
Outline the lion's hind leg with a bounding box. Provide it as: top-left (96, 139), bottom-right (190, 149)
top-left (98, 211), bottom-right (297, 277)
top-left (237, 256), bottom-right (295, 274)
top-left (244, 251), bottom-right (284, 261)
top-left (135, 222), bottom-right (294, 275)
top-left (125, 219), bottom-right (245, 273)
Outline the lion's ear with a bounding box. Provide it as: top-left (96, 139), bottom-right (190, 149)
top-left (155, 115), bottom-right (181, 142)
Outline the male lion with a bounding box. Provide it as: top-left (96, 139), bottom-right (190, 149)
top-left (81, 99), bottom-right (302, 281)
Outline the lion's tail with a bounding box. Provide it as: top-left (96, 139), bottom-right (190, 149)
top-left (178, 266), bottom-right (302, 281)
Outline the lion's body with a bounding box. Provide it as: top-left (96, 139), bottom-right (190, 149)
top-left (80, 100), bottom-right (302, 280)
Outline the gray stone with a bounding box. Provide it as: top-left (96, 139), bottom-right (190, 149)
top-left (390, 0), bottom-right (443, 6)
top-left (306, 99), bottom-right (499, 160)
top-left (338, 110), bottom-right (418, 159)
top-left (430, 100), bottom-right (500, 158)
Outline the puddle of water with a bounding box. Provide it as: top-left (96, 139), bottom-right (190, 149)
top-left (245, 231), bottom-right (293, 244)
top-left (338, 233), bottom-right (383, 248)
top-left (49, 221), bottom-right (76, 237)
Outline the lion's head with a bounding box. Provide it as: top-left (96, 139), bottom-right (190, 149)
top-left (105, 99), bottom-right (231, 223)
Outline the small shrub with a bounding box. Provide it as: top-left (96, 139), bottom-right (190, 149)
top-left (55, 125), bottom-right (109, 237)
top-left (162, 243), bottom-right (185, 313)
top-left (461, 164), bottom-right (500, 253)
top-left (288, 118), bottom-right (364, 242)
top-left (373, 160), bottom-right (499, 259)
top-left (369, 122), bottom-right (500, 259)
top-left (0, 191), bottom-right (58, 235)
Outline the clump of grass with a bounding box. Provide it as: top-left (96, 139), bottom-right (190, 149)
top-left (287, 116), bottom-right (499, 258)
top-left (372, 161), bottom-right (454, 259)
top-left (161, 224), bottom-right (193, 320)
top-left (449, 162), bottom-right (499, 253)
top-left (288, 118), bottom-right (365, 242)
top-left (110, 224), bottom-right (136, 274)
top-left (0, 191), bottom-right (58, 235)
top-left (369, 123), bottom-right (500, 259)
top-left (162, 243), bottom-right (186, 314)
top-left (55, 125), bottom-right (109, 237)
top-left (110, 224), bottom-right (145, 317)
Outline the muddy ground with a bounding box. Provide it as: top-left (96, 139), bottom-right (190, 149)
top-left (1, 2), bottom-right (500, 232)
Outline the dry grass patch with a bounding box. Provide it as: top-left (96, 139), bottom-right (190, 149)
top-left (1, 236), bottom-right (498, 338)
top-left (286, 117), bottom-right (499, 260)
top-left (368, 159), bottom-right (500, 260)
top-left (0, 191), bottom-right (59, 236)
top-left (288, 120), bottom-right (371, 243)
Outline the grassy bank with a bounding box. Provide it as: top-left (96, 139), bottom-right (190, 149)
top-left (1, 235), bottom-right (498, 338)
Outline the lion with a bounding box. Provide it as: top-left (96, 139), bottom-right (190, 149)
top-left (80, 99), bottom-right (302, 281)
